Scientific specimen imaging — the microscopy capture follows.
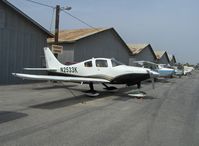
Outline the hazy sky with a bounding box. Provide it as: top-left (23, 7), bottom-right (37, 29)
top-left (8, 0), bottom-right (199, 64)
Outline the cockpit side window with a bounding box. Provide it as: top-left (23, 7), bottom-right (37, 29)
top-left (84, 61), bottom-right (92, 67)
top-left (111, 59), bottom-right (123, 67)
top-left (96, 60), bottom-right (108, 67)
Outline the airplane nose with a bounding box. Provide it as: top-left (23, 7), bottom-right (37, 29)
top-left (148, 70), bottom-right (160, 78)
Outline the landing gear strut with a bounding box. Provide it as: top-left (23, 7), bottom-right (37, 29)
top-left (137, 82), bottom-right (141, 89)
top-left (85, 82), bottom-right (99, 97)
top-left (102, 83), bottom-right (117, 90)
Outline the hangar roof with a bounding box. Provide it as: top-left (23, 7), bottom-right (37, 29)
top-left (169, 54), bottom-right (177, 63)
top-left (48, 27), bottom-right (132, 55)
top-left (48, 28), bottom-right (107, 43)
top-left (154, 51), bottom-right (166, 59)
top-left (127, 44), bottom-right (149, 54)
top-left (127, 44), bottom-right (157, 59)
top-left (1, 0), bottom-right (53, 37)
top-left (155, 50), bottom-right (170, 63)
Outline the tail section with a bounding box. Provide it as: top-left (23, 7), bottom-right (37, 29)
top-left (44, 47), bottom-right (63, 68)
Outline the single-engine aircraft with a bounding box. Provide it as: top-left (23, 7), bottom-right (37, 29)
top-left (132, 61), bottom-right (175, 78)
top-left (12, 47), bottom-right (159, 96)
top-left (157, 64), bottom-right (175, 77)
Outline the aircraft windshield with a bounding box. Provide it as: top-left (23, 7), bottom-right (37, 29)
top-left (132, 61), bottom-right (158, 70)
top-left (159, 64), bottom-right (167, 68)
top-left (111, 59), bottom-right (124, 67)
top-left (143, 62), bottom-right (158, 70)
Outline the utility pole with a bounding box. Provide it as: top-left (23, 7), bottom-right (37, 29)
top-left (52, 5), bottom-right (71, 57)
top-left (55, 5), bottom-right (60, 45)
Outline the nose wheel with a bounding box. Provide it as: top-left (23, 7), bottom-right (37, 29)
top-left (128, 90), bottom-right (146, 99)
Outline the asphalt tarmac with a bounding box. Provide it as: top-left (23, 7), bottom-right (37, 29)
top-left (0, 71), bottom-right (199, 146)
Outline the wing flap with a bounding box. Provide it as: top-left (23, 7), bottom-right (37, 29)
top-left (12, 73), bottom-right (110, 83)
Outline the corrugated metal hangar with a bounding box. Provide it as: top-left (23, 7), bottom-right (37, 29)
top-left (155, 51), bottom-right (170, 65)
top-left (48, 28), bottom-right (132, 65)
top-left (127, 44), bottom-right (157, 65)
top-left (0, 1), bottom-right (179, 85)
top-left (0, 0), bottom-right (53, 85)
top-left (169, 54), bottom-right (177, 66)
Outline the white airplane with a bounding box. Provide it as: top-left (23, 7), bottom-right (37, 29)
top-left (183, 66), bottom-right (194, 75)
top-left (12, 47), bottom-right (159, 96)
top-left (157, 64), bottom-right (175, 77)
top-left (171, 66), bottom-right (184, 78)
top-left (132, 61), bottom-right (175, 78)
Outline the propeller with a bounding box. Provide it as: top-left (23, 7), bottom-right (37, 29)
top-left (151, 77), bottom-right (155, 89)
top-left (147, 70), bottom-right (159, 89)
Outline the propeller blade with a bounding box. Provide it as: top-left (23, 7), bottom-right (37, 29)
top-left (151, 77), bottom-right (155, 89)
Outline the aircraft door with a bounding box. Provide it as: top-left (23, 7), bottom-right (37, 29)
top-left (95, 59), bottom-right (109, 72)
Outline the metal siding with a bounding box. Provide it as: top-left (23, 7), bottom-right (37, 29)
top-left (158, 54), bottom-right (169, 64)
top-left (0, 29), bottom-right (7, 84)
top-left (170, 59), bottom-right (175, 65)
top-left (0, 9), bottom-right (5, 28)
top-left (0, 29), bottom-right (2, 79)
top-left (0, 3), bottom-right (48, 85)
top-left (74, 30), bottom-right (129, 64)
top-left (129, 57), bottom-right (136, 66)
top-left (57, 43), bottom-right (75, 64)
top-left (134, 47), bottom-right (156, 62)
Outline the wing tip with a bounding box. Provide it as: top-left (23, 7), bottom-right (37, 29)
top-left (12, 73), bottom-right (17, 76)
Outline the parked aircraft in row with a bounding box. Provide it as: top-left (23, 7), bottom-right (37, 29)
top-left (183, 66), bottom-right (194, 75)
top-left (132, 61), bottom-right (175, 78)
top-left (12, 47), bottom-right (159, 96)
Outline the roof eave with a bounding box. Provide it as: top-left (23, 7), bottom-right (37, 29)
top-left (2, 0), bottom-right (54, 37)
top-left (48, 40), bottom-right (76, 44)
top-left (148, 44), bottom-right (158, 60)
top-left (109, 28), bottom-right (132, 55)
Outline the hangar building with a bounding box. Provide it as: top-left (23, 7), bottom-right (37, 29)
top-left (0, 0), bottom-right (53, 85)
top-left (127, 44), bottom-right (157, 65)
top-left (169, 55), bottom-right (177, 66)
top-left (155, 51), bottom-right (170, 65)
top-left (48, 28), bottom-right (132, 65)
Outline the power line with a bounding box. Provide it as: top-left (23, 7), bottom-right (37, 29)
top-left (21, 0), bottom-right (54, 9)
top-left (20, 0), bottom-right (98, 30)
top-left (50, 8), bottom-right (55, 31)
top-left (62, 10), bottom-right (97, 30)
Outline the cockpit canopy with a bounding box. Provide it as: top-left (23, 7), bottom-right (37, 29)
top-left (111, 58), bottom-right (124, 67)
top-left (132, 61), bottom-right (158, 70)
top-left (84, 58), bottom-right (124, 68)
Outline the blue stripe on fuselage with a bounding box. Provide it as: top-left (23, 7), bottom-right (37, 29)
top-left (157, 69), bottom-right (174, 76)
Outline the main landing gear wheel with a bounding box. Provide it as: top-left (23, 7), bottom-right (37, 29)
top-left (85, 83), bottom-right (99, 97)
top-left (85, 91), bottom-right (99, 97)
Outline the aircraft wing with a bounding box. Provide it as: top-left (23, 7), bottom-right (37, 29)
top-left (12, 73), bottom-right (110, 83)
top-left (24, 68), bottom-right (57, 71)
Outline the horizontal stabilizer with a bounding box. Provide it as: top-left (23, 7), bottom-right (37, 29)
top-left (12, 73), bottom-right (110, 83)
top-left (24, 68), bottom-right (57, 71)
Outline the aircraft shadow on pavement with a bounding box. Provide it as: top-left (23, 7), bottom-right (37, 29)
top-left (30, 93), bottom-right (111, 110)
top-left (156, 78), bottom-right (175, 83)
top-left (30, 86), bottom-right (156, 110)
top-left (0, 111), bottom-right (28, 124)
top-left (32, 84), bottom-right (77, 90)
top-left (143, 79), bottom-right (175, 85)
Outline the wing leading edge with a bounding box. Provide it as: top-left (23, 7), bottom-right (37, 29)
top-left (24, 68), bottom-right (57, 71)
top-left (12, 73), bottom-right (110, 83)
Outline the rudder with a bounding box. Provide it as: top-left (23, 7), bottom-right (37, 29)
top-left (44, 47), bottom-right (63, 68)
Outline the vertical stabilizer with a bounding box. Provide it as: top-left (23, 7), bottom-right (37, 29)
top-left (44, 47), bottom-right (63, 68)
